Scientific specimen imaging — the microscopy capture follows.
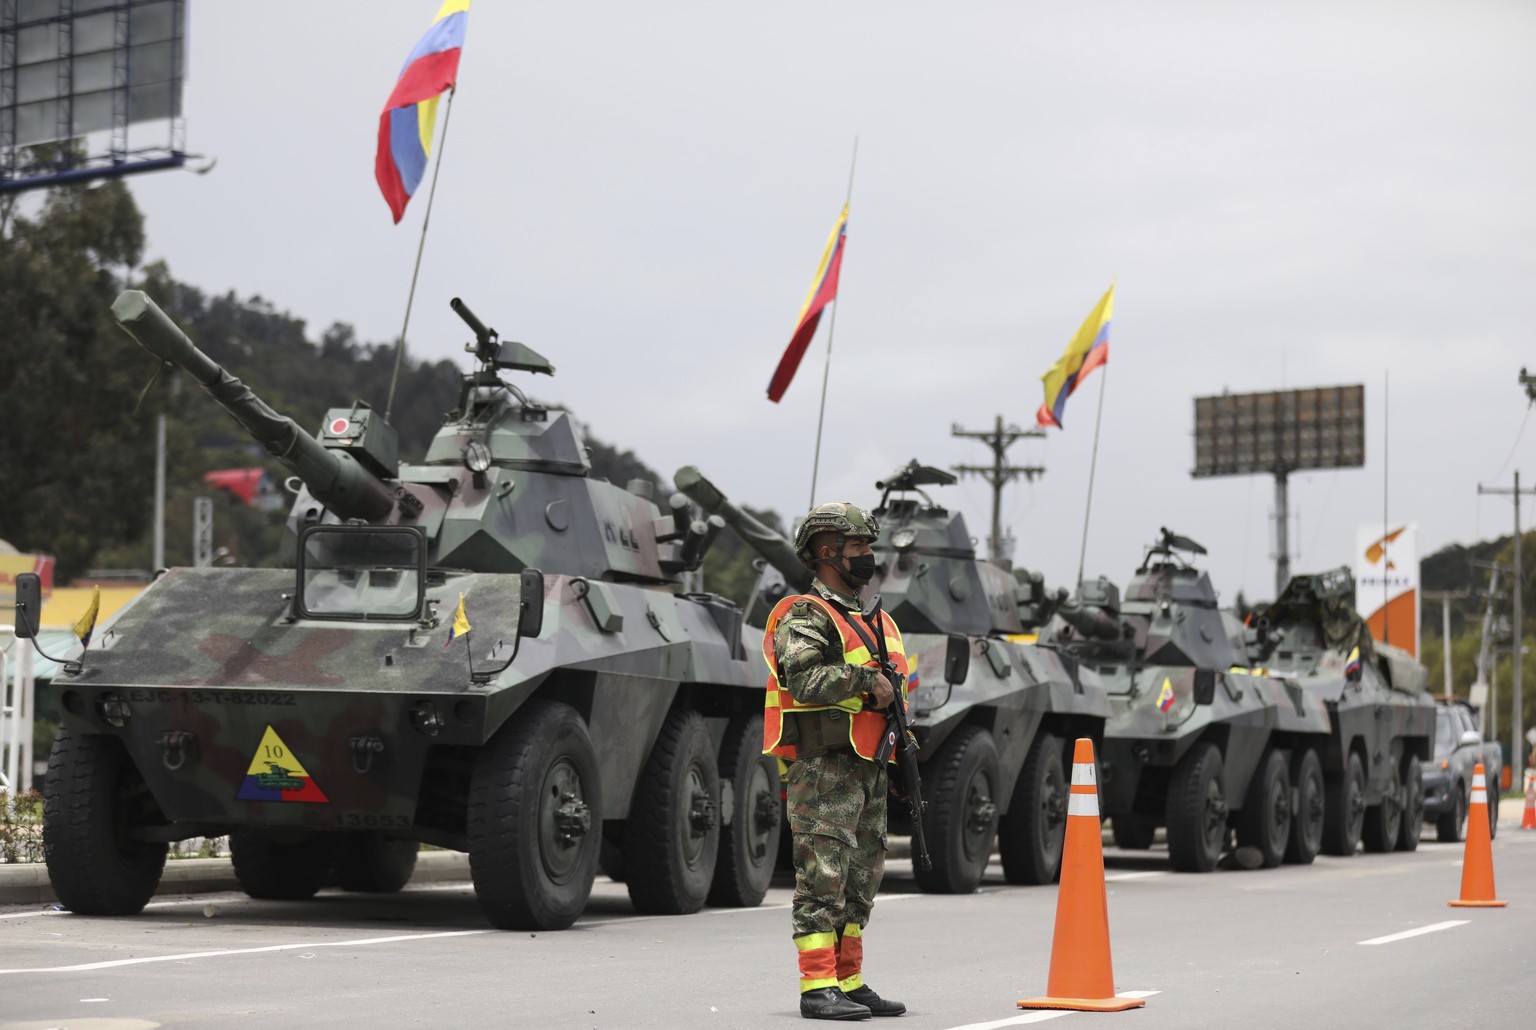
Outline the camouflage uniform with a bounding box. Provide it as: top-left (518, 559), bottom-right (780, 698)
top-left (776, 578), bottom-right (892, 993)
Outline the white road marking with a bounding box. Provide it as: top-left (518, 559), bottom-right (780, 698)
top-left (942, 992), bottom-right (1160, 1029)
top-left (0, 928), bottom-right (489, 974)
top-left (1358, 920), bottom-right (1469, 946)
top-left (1103, 871), bottom-right (1169, 882)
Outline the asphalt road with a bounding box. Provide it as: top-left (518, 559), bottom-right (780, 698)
top-left (2, 827), bottom-right (1532, 1030)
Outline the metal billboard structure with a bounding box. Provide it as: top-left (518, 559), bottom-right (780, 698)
top-left (0, 0), bottom-right (188, 193)
top-left (1192, 385), bottom-right (1365, 596)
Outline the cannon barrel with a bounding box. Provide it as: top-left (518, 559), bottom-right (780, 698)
top-left (112, 291), bottom-right (396, 522)
top-left (1056, 595), bottom-right (1123, 642)
top-left (674, 465), bottom-right (812, 592)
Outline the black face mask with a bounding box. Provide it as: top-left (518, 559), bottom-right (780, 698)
top-left (842, 554), bottom-right (878, 587)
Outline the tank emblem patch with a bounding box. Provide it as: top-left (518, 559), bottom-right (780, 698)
top-left (328, 418), bottom-right (350, 435)
top-left (236, 726), bottom-right (330, 803)
top-left (1157, 677), bottom-right (1176, 713)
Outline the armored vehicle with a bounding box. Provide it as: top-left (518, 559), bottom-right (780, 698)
top-left (1246, 567), bottom-right (1435, 855)
top-left (1040, 529), bottom-right (1333, 873)
top-left (676, 461), bottom-right (1111, 894)
top-left (21, 291), bottom-right (782, 932)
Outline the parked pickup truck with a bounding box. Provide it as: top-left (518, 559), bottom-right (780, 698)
top-left (1422, 700), bottom-right (1503, 842)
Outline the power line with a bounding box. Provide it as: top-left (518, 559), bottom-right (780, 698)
top-left (952, 414), bottom-right (1045, 566)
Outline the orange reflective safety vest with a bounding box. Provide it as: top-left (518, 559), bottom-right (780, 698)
top-left (762, 592), bottom-right (909, 762)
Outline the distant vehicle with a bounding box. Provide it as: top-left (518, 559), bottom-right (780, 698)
top-left (202, 468), bottom-right (286, 511)
top-left (1422, 701), bottom-right (1503, 842)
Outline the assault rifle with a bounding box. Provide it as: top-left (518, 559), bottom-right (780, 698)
top-left (857, 597), bottom-right (932, 872)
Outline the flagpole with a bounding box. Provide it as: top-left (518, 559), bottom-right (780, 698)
top-left (808, 136), bottom-right (859, 508)
top-left (386, 86), bottom-right (458, 422)
top-left (1075, 365), bottom-right (1109, 586)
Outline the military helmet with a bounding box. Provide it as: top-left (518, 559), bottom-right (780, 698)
top-left (793, 502), bottom-right (880, 561)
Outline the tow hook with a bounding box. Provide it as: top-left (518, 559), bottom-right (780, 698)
top-left (349, 735), bottom-right (385, 774)
top-left (158, 730), bottom-right (197, 771)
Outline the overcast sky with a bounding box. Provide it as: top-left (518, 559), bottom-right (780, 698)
top-left (117, 0), bottom-right (1536, 608)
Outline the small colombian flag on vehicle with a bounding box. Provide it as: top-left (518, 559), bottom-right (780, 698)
top-left (1157, 676), bottom-right (1176, 713)
top-left (445, 593), bottom-right (471, 647)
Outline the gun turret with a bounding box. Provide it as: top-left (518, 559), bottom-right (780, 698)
top-left (112, 291), bottom-right (397, 522)
top-left (674, 466), bottom-right (811, 593)
top-left (1055, 594), bottom-right (1124, 642)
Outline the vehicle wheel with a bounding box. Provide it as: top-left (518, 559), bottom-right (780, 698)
top-left (1322, 751), bottom-right (1367, 856)
top-left (1361, 755), bottom-right (1406, 854)
top-left (1435, 781), bottom-right (1467, 843)
top-left (230, 829), bottom-right (336, 900)
top-left (1487, 774), bottom-right (1500, 840)
top-left (468, 699), bottom-right (602, 930)
top-left (1284, 748), bottom-right (1325, 865)
top-left (1396, 759), bottom-right (1424, 852)
top-left (1166, 741), bottom-right (1227, 873)
top-left (624, 709), bottom-right (720, 915)
top-left (916, 725), bottom-right (1001, 894)
top-left (999, 733), bottom-right (1067, 884)
top-left (42, 728), bottom-right (168, 915)
top-left (333, 833), bottom-right (418, 893)
top-left (1110, 813), bottom-right (1157, 851)
top-left (708, 713), bottom-right (782, 908)
top-left (1236, 749), bottom-right (1290, 869)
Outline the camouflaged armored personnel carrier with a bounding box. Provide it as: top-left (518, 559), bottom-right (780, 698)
top-left (676, 461), bottom-right (1111, 894)
top-left (1246, 567), bottom-right (1434, 856)
top-left (1040, 529), bottom-right (1334, 872)
top-left (20, 291), bottom-right (782, 932)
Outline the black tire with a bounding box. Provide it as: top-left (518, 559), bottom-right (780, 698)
top-left (1111, 813), bottom-right (1157, 851)
top-left (1361, 755), bottom-right (1406, 854)
top-left (1488, 775), bottom-right (1500, 840)
top-left (999, 733), bottom-right (1067, 884)
top-left (229, 829), bottom-right (336, 900)
top-left (1322, 751), bottom-right (1366, 856)
top-left (624, 709), bottom-right (721, 915)
top-left (1284, 748), bottom-right (1324, 865)
top-left (708, 714), bottom-right (782, 908)
top-left (1166, 741), bottom-right (1226, 873)
top-left (915, 725), bottom-right (1001, 894)
top-left (1435, 780), bottom-right (1467, 843)
top-left (1397, 759), bottom-right (1423, 852)
top-left (468, 700), bottom-right (602, 930)
top-left (42, 727), bottom-right (167, 915)
top-left (1236, 749), bottom-right (1290, 869)
top-left (333, 833), bottom-right (419, 893)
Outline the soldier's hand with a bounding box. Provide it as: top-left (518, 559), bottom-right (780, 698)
top-left (868, 676), bottom-right (895, 710)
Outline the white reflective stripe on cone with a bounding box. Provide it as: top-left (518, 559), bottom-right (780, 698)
top-left (1471, 789), bottom-right (1487, 805)
top-left (1071, 763), bottom-right (1097, 787)
top-left (1067, 793), bottom-right (1099, 817)
top-left (1473, 773), bottom-right (1486, 789)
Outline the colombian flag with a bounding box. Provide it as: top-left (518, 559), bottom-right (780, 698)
top-left (767, 204), bottom-right (849, 403)
top-left (1344, 646), bottom-right (1362, 679)
top-left (1037, 284), bottom-right (1114, 429)
top-left (375, 0), bottom-right (470, 224)
top-left (71, 585), bottom-right (101, 649)
top-left (445, 593), bottom-right (471, 647)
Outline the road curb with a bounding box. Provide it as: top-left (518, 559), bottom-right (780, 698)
top-left (0, 849), bottom-right (474, 907)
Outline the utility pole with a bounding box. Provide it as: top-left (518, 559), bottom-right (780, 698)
top-left (1423, 590), bottom-right (1467, 703)
top-left (1468, 559), bottom-right (1511, 738)
top-left (952, 414), bottom-right (1045, 567)
top-left (1478, 464), bottom-right (1534, 788)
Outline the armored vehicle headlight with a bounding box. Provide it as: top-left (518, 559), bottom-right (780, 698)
top-left (411, 700), bottom-right (445, 736)
top-left (464, 440), bottom-right (492, 473)
top-left (97, 694), bottom-right (132, 728)
top-left (891, 528), bottom-right (918, 551)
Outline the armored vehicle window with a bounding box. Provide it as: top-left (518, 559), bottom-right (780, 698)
top-left (296, 526), bottom-right (427, 621)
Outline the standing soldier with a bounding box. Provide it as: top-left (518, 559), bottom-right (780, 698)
top-left (764, 502), bottom-right (909, 1020)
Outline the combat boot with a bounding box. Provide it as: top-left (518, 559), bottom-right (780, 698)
top-left (800, 987), bottom-right (872, 1020)
top-left (844, 985), bottom-right (906, 1017)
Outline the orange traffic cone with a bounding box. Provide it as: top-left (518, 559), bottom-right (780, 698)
top-left (1521, 770), bottom-right (1535, 831)
top-left (1018, 738), bottom-right (1145, 1012)
top-left (1449, 763), bottom-right (1506, 908)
